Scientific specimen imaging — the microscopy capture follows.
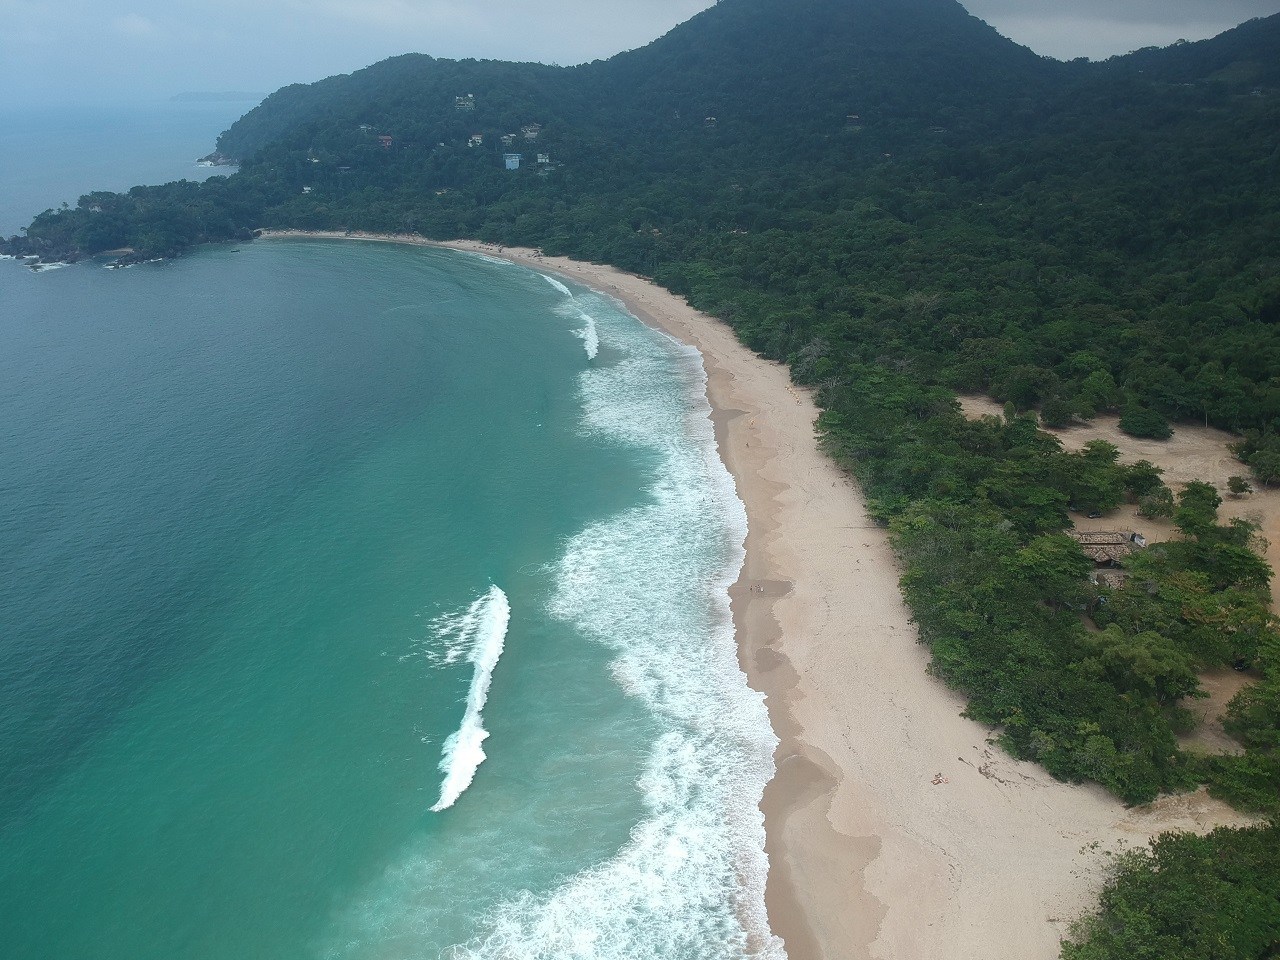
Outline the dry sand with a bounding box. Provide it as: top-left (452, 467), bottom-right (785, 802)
top-left (259, 231), bottom-right (1254, 960)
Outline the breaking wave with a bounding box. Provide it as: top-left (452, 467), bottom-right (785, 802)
top-left (540, 273), bottom-right (601, 360)
top-left (430, 586), bottom-right (511, 813)
top-left (541, 275), bottom-right (572, 297)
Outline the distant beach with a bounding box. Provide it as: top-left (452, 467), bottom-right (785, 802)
top-left (257, 229), bottom-right (1253, 960)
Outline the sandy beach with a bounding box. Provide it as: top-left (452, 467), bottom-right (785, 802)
top-left (258, 230), bottom-right (1253, 960)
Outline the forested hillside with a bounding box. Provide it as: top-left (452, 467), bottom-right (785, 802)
top-left (6, 4), bottom-right (1280, 948)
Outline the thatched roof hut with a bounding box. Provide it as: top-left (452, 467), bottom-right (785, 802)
top-left (1090, 568), bottom-right (1131, 589)
top-left (1068, 530), bottom-right (1147, 565)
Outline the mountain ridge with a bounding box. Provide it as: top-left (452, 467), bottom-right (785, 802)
top-left (216, 0), bottom-right (1059, 161)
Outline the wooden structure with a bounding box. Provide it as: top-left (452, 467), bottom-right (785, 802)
top-left (1089, 568), bottom-right (1130, 589)
top-left (1068, 530), bottom-right (1147, 565)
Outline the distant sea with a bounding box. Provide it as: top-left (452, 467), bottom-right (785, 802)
top-left (0, 104), bottom-right (779, 958)
top-left (0, 100), bottom-right (243, 237)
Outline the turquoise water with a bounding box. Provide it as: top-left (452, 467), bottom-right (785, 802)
top-left (0, 239), bottom-right (780, 958)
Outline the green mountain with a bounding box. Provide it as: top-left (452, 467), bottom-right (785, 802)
top-left (216, 0), bottom-right (1052, 162)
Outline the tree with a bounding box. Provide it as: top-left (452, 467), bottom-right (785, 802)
top-left (1063, 441), bottom-right (1126, 514)
top-left (1174, 481), bottom-right (1222, 539)
top-left (1040, 395), bottom-right (1075, 428)
top-left (1137, 483), bottom-right (1175, 519)
top-left (1079, 626), bottom-right (1201, 705)
top-left (1075, 369), bottom-right (1120, 418)
top-left (1249, 450), bottom-right (1280, 488)
top-left (1124, 460), bottom-right (1164, 498)
top-left (1004, 532), bottom-right (1093, 608)
top-left (1119, 403), bottom-right (1172, 440)
top-left (1228, 475), bottom-right (1254, 498)
top-left (1063, 824), bottom-right (1280, 960)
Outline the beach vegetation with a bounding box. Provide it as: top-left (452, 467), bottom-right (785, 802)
top-left (1228, 476), bottom-right (1254, 498)
top-left (1061, 821), bottom-right (1280, 960)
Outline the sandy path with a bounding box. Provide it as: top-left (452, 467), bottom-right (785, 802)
top-left (259, 231), bottom-right (1253, 960)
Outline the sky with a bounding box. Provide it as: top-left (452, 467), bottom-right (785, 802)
top-left (1, 0), bottom-right (1278, 105)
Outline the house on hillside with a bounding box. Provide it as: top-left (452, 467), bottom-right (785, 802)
top-left (503, 153), bottom-right (522, 170)
top-left (455, 94), bottom-right (475, 111)
top-left (378, 135), bottom-right (393, 149)
top-left (521, 124), bottom-right (543, 140)
top-left (468, 134), bottom-right (484, 147)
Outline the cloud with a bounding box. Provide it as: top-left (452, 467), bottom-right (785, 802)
top-left (2, 0), bottom-right (1278, 103)
top-left (112, 14), bottom-right (161, 40)
top-left (964, 0), bottom-right (1280, 58)
top-left (983, 14), bottom-right (1238, 59)
top-left (303, 0), bottom-right (481, 31)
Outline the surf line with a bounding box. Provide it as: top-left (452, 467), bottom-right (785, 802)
top-left (540, 273), bottom-right (600, 360)
top-left (431, 585), bottom-right (511, 812)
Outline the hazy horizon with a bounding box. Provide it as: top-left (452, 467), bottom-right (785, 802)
top-left (2, 0), bottom-right (1277, 106)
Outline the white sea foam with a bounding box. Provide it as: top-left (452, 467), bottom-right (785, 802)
top-left (562, 296), bottom-right (601, 360)
top-left (450, 293), bottom-right (783, 959)
top-left (540, 273), bottom-right (600, 360)
top-left (105, 258), bottom-right (165, 270)
top-left (464, 251), bottom-right (517, 267)
top-left (30, 261), bottom-right (71, 272)
top-left (572, 311), bottom-right (600, 360)
top-left (430, 585), bottom-right (511, 813)
top-left (541, 274), bottom-right (572, 297)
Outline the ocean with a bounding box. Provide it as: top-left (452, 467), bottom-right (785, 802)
top-left (0, 100), bottom-right (245, 238)
top-left (0, 105), bottom-right (780, 958)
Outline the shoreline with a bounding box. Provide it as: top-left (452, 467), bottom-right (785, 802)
top-left (257, 230), bottom-right (1253, 959)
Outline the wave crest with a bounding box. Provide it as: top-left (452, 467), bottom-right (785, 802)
top-left (431, 585), bottom-right (511, 813)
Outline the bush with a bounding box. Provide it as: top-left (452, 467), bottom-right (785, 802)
top-left (1137, 484), bottom-right (1175, 519)
top-left (1040, 395), bottom-right (1076, 428)
top-left (1119, 404), bottom-right (1173, 440)
top-left (1062, 823), bottom-right (1280, 960)
top-left (1228, 475), bottom-right (1254, 497)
